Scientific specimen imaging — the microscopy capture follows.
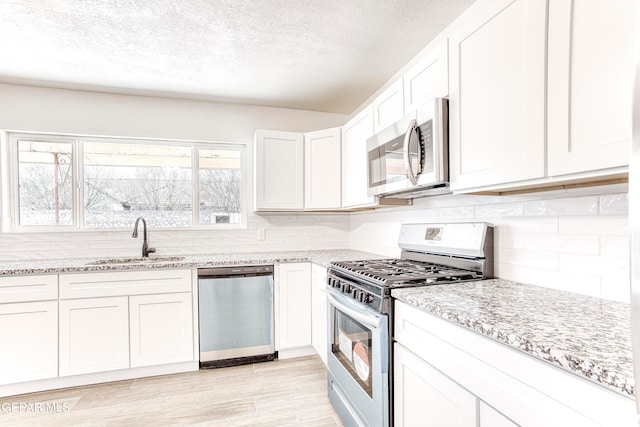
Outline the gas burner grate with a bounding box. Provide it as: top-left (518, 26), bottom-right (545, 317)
top-left (330, 259), bottom-right (481, 287)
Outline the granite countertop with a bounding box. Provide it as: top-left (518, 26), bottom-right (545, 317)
top-left (0, 249), bottom-right (383, 276)
top-left (392, 279), bottom-right (634, 398)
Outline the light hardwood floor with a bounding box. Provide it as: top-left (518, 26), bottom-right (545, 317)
top-left (0, 356), bottom-right (344, 426)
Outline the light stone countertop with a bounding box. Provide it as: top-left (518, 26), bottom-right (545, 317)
top-left (392, 279), bottom-right (634, 398)
top-left (0, 249), bottom-right (384, 276)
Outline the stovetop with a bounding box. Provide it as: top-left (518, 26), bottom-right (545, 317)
top-left (329, 258), bottom-right (482, 288)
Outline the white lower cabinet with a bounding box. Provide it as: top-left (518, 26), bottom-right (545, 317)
top-left (59, 297), bottom-right (129, 376)
top-left (275, 263), bottom-right (312, 351)
top-left (480, 401), bottom-right (519, 427)
top-left (394, 342), bottom-right (478, 427)
top-left (130, 292), bottom-right (193, 367)
top-left (59, 269), bottom-right (194, 377)
top-left (0, 300), bottom-right (58, 385)
top-left (394, 301), bottom-right (635, 427)
top-left (311, 263), bottom-right (328, 365)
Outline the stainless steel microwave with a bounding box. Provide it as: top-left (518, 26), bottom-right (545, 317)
top-left (366, 98), bottom-right (449, 198)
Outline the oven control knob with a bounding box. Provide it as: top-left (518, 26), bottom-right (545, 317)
top-left (360, 292), bottom-right (372, 303)
top-left (352, 289), bottom-right (360, 300)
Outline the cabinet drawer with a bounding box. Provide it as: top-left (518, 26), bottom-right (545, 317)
top-left (59, 269), bottom-right (191, 299)
top-left (0, 275), bottom-right (57, 303)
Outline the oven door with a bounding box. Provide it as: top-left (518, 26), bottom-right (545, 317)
top-left (326, 287), bottom-right (389, 427)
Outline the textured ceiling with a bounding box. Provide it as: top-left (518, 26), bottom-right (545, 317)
top-left (0, 0), bottom-right (474, 113)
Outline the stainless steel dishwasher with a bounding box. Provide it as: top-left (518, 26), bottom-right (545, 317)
top-left (198, 265), bottom-right (275, 368)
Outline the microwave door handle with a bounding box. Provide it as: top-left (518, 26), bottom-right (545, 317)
top-left (403, 119), bottom-right (419, 185)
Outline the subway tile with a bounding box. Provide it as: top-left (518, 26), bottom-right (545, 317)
top-left (558, 253), bottom-right (628, 276)
top-left (495, 231), bottom-right (526, 249)
top-left (599, 193), bottom-right (628, 215)
top-left (525, 233), bottom-right (599, 255)
top-left (497, 263), bottom-right (601, 298)
top-left (559, 216), bottom-right (629, 236)
top-left (524, 196), bottom-right (599, 216)
top-left (600, 270), bottom-right (630, 303)
top-left (0, 233), bottom-right (31, 243)
top-left (10, 242), bottom-right (52, 252)
top-left (495, 248), bottom-right (559, 270)
top-left (600, 236), bottom-right (630, 257)
top-left (474, 202), bottom-right (524, 218)
top-left (498, 217), bottom-right (559, 233)
top-left (438, 206), bottom-right (475, 219)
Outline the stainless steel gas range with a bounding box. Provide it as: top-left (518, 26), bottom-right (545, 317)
top-left (326, 222), bottom-right (494, 427)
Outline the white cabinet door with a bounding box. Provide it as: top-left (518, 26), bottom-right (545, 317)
top-left (394, 342), bottom-right (478, 427)
top-left (59, 297), bottom-right (129, 376)
top-left (275, 263), bottom-right (312, 350)
top-left (304, 127), bottom-right (341, 210)
top-left (129, 292), bottom-right (193, 367)
top-left (0, 274), bottom-right (57, 303)
top-left (404, 40), bottom-right (449, 113)
top-left (449, 0), bottom-right (546, 191)
top-left (342, 105), bottom-right (377, 208)
top-left (311, 264), bottom-right (328, 365)
top-left (479, 401), bottom-right (520, 427)
top-left (373, 79), bottom-right (405, 133)
top-left (254, 130), bottom-right (304, 211)
top-left (0, 301), bottom-right (58, 385)
top-left (547, 0), bottom-right (636, 176)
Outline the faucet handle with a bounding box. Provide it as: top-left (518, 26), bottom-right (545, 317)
top-left (147, 247), bottom-right (157, 254)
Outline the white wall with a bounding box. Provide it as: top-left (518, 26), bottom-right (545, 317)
top-left (0, 83), bottom-right (351, 261)
top-left (349, 184), bottom-right (630, 303)
top-left (0, 83), bottom-right (347, 141)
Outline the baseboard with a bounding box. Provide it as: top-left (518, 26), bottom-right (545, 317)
top-left (277, 346), bottom-right (317, 360)
top-left (0, 361), bottom-right (199, 398)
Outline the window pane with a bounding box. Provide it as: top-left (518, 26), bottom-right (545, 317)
top-left (83, 142), bottom-right (192, 228)
top-left (199, 148), bottom-right (242, 224)
top-left (18, 140), bottom-right (73, 226)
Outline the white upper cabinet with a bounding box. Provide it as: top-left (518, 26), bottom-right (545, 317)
top-left (404, 39), bottom-right (449, 114)
top-left (254, 130), bottom-right (304, 211)
top-left (304, 127), bottom-right (341, 210)
top-left (449, 0), bottom-right (547, 191)
top-left (342, 105), bottom-right (377, 208)
top-left (547, 0), bottom-right (636, 176)
top-left (373, 79), bottom-right (405, 133)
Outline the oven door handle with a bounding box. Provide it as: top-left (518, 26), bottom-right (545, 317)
top-left (327, 290), bottom-right (381, 329)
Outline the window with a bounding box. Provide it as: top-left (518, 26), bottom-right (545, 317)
top-left (10, 134), bottom-right (245, 230)
top-left (18, 140), bottom-right (74, 226)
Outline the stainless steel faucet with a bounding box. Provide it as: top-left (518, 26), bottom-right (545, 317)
top-left (132, 217), bottom-right (156, 258)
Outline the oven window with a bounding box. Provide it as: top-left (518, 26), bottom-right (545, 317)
top-left (332, 309), bottom-right (373, 398)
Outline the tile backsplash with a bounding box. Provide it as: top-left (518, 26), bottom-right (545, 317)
top-left (0, 213), bottom-right (350, 262)
top-left (349, 183), bottom-right (630, 303)
top-left (0, 183), bottom-right (630, 303)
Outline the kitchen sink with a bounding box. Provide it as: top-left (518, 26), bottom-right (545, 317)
top-left (86, 256), bottom-right (186, 266)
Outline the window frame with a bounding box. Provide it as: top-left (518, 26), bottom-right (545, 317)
top-left (5, 132), bottom-right (247, 232)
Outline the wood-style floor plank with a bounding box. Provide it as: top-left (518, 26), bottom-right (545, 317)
top-left (0, 355), bottom-right (343, 427)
